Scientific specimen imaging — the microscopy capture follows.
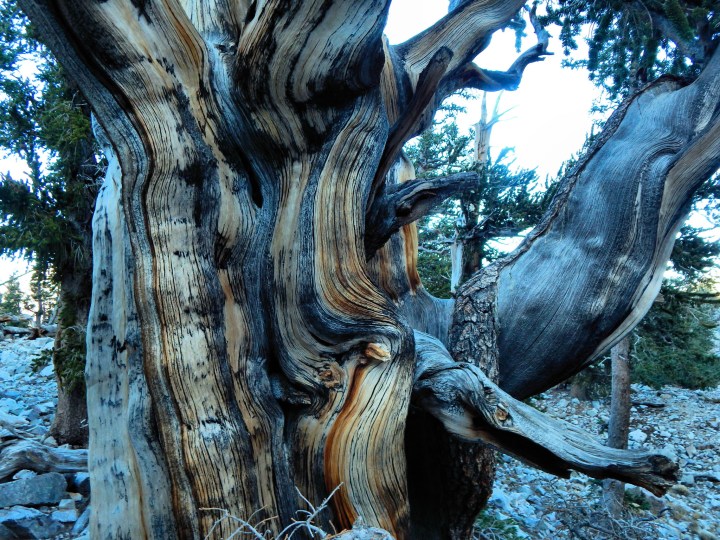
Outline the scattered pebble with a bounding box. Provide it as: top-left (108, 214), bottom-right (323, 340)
top-left (488, 384), bottom-right (720, 539)
top-left (3, 336), bottom-right (719, 540)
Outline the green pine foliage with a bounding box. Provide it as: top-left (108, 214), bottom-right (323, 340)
top-left (542, 0), bottom-right (719, 102)
top-left (27, 265), bottom-right (57, 324)
top-left (474, 509), bottom-right (525, 540)
top-left (0, 0), bottom-right (100, 394)
top-left (634, 283), bottom-right (720, 389)
top-left (415, 207), bottom-right (457, 299)
top-left (406, 107), bottom-right (552, 297)
top-left (0, 272), bottom-right (28, 317)
top-left (0, 0), bottom-right (98, 278)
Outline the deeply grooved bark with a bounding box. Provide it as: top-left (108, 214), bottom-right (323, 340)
top-left (412, 265), bottom-right (504, 540)
top-left (20, 1), bottom-right (720, 538)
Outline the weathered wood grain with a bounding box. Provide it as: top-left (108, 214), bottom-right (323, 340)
top-left (495, 48), bottom-right (720, 398)
top-left (0, 439), bottom-right (87, 482)
top-left (87, 140), bottom-right (178, 539)
top-left (414, 332), bottom-right (678, 496)
top-left (18, 1), bottom-right (720, 539)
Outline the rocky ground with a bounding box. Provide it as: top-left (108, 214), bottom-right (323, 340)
top-left (1, 334), bottom-right (719, 539)
top-left (484, 385), bottom-right (720, 540)
top-left (0, 336), bottom-right (89, 539)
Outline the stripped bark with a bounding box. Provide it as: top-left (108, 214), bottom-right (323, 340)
top-left (16, 1), bottom-right (720, 539)
top-left (86, 139), bottom-right (177, 538)
top-left (496, 51), bottom-right (720, 398)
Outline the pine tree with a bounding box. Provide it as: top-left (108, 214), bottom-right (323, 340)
top-left (543, 0), bottom-right (719, 103)
top-left (26, 265), bottom-right (57, 326)
top-left (0, 273), bottom-right (28, 317)
top-left (0, 0), bottom-right (101, 444)
top-left (407, 95), bottom-right (553, 297)
top-left (540, 1), bottom-right (720, 391)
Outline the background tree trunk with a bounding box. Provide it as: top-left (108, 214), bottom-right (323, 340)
top-left (48, 273), bottom-right (91, 447)
top-left (603, 335), bottom-right (632, 516)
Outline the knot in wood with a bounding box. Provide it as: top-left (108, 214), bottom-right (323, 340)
top-left (317, 362), bottom-right (344, 389)
top-left (494, 405), bottom-right (509, 423)
top-left (363, 342), bottom-right (391, 363)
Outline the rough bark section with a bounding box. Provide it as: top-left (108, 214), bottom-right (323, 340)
top-left (410, 267), bottom-right (503, 540)
top-left (87, 152), bottom-right (177, 539)
top-left (26, 1), bottom-right (423, 536)
top-left (48, 327), bottom-right (88, 447)
top-left (364, 153), bottom-right (492, 539)
top-left (496, 50), bottom-right (720, 398)
top-left (41, 2), bottom-right (295, 537)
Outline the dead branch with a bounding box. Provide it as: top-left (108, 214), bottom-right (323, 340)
top-left (397, 0), bottom-right (526, 84)
top-left (0, 438), bottom-right (88, 482)
top-left (412, 331), bottom-right (679, 496)
top-left (442, 4), bottom-right (552, 95)
top-left (366, 172), bottom-right (479, 257)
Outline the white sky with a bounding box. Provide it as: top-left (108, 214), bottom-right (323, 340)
top-left (1, 2), bottom-right (604, 290)
top-left (386, 0), bottom-right (603, 180)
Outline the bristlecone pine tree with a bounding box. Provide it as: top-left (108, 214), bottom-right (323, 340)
top-left (19, 1), bottom-right (720, 538)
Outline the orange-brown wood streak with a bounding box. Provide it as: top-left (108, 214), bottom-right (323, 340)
top-left (401, 224), bottom-right (422, 293)
top-left (53, 1), bottom-right (276, 536)
top-left (323, 357), bottom-right (412, 537)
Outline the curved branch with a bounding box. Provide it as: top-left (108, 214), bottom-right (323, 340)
top-left (366, 171), bottom-right (479, 257)
top-left (412, 332), bottom-right (679, 497)
top-left (396, 0), bottom-right (526, 85)
top-left (372, 3), bottom-right (547, 211)
top-left (490, 47), bottom-right (720, 398)
top-left (442, 4), bottom-right (552, 94)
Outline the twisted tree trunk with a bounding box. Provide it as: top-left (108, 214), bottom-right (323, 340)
top-left (19, 1), bottom-right (720, 538)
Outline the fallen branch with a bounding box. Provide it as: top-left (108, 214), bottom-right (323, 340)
top-left (412, 331), bottom-right (679, 496)
top-left (0, 438), bottom-right (88, 482)
top-left (631, 401), bottom-right (665, 408)
top-left (0, 314), bottom-right (33, 324)
top-left (1, 324), bottom-right (57, 338)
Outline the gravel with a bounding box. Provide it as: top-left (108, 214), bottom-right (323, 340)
top-left (485, 384), bottom-right (720, 540)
